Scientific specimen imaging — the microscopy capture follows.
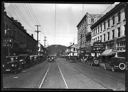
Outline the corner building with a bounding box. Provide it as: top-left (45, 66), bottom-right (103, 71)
top-left (77, 12), bottom-right (103, 55)
top-left (91, 3), bottom-right (127, 53)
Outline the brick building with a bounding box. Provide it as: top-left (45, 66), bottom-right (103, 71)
top-left (2, 12), bottom-right (37, 57)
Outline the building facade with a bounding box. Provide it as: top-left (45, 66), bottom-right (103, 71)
top-left (65, 43), bottom-right (78, 56)
top-left (3, 12), bottom-right (38, 57)
top-left (91, 3), bottom-right (127, 54)
top-left (77, 12), bottom-right (103, 56)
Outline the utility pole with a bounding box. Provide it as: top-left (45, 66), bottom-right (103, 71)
top-left (44, 36), bottom-right (47, 47)
top-left (35, 25), bottom-right (41, 55)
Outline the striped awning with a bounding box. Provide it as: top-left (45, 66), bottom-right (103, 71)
top-left (101, 49), bottom-right (116, 56)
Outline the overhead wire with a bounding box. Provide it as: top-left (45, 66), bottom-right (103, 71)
top-left (20, 4), bottom-right (36, 28)
top-left (24, 3), bottom-right (38, 25)
top-left (55, 4), bottom-right (56, 44)
top-left (29, 4), bottom-right (40, 25)
top-left (100, 3), bottom-right (114, 14)
top-left (12, 3), bottom-right (35, 31)
top-left (5, 3), bottom-right (37, 39)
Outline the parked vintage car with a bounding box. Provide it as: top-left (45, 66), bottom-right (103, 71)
top-left (47, 56), bottom-right (55, 62)
top-left (18, 54), bottom-right (29, 69)
top-left (110, 57), bottom-right (126, 71)
top-left (99, 51), bottom-right (126, 72)
top-left (91, 57), bottom-right (100, 66)
top-left (86, 56), bottom-right (94, 66)
top-left (2, 56), bottom-right (22, 74)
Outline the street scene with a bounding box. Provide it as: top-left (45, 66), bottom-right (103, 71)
top-left (2, 57), bottom-right (125, 90)
top-left (1, 2), bottom-right (128, 91)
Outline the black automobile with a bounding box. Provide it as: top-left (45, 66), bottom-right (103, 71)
top-left (86, 56), bottom-right (94, 66)
top-left (100, 51), bottom-right (127, 72)
top-left (91, 57), bottom-right (100, 66)
top-left (48, 56), bottom-right (54, 62)
top-left (18, 54), bottom-right (29, 69)
top-left (2, 56), bottom-right (22, 74)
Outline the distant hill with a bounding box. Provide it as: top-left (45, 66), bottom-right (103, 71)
top-left (47, 45), bottom-right (67, 56)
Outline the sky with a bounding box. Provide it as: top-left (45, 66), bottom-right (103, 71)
top-left (4, 3), bottom-right (119, 47)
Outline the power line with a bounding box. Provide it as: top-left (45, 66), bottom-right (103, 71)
top-left (100, 3), bottom-right (114, 14)
top-left (25, 3), bottom-right (38, 25)
top-left (29, 4), bottom-right (40, 25)
top-left (24, 4), bottom-right (37, 25)
top-left (55, 4), bottom-right (56, 44)
top-left (11, 4), bottom-right (35, 31)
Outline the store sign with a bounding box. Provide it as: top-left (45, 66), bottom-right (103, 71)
top-left (93, 41), bottom-right (105, 53)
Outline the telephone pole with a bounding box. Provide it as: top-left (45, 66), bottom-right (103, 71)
top-left (44, 36), bottom-right (47, 47)
top-left (35, 25), bottom-right (41, 43)
top-left (35, 25), bottom-right (41, 55)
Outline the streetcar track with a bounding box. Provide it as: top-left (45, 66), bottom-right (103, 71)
top-left (38, 63), bottom-right (50, 88)
top-left (57, 62), bottom-right (68, 89)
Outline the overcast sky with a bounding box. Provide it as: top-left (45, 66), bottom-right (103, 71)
top-left (4, 3), bottom-right (119, 47)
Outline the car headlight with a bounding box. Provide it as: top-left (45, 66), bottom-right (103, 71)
top-left (2, 65), bottom-right (5, 67)
top-left (20, 59), bottom-right (23, 62)
top-left (12, 64), bottom-right (14, 67)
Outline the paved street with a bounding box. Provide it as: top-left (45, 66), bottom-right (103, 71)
top-left (2, 58), bottom-right (125, 90)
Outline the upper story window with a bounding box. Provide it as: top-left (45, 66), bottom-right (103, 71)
top-left (108, 32), bottom-right (110, 40)
top-left (112, 16), bottom-right (115, 25)
top-left (100, 35), bottom-right (102, 42)
top-left (104, 34), bottom-right (105, 42)
top-left (91, 18), bottom-right (94, 24)
top-left (80, 34), bottom-right (82, 38)
top-left (104, 22), bottom-right (106, 30)
top-left (98, 26), bottom-right (99, 34)
top-left (112, 30), bottom-right (115, 39)
top-left (96, 27), bottom-right (98, 34)
top-left (94, 29), bottom-right (96, 36)
top-left (118, 12), bottom-right (121, 23)
top-left (100, 24), bottom-right (102, 32)
top-left (108, 18), bottom-right (110, 27)
top-left (118, 27), bottom-right (120, 37)
top-left (98, 36), bottom-right (99, 41)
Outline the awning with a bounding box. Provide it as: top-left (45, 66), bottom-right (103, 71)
top-left (101, 49), bottom-right (116, 56)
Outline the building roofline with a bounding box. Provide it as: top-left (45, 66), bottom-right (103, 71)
top-left (76, 13), bottom-right (87, 28)
top-left (76, 12), bottom-right (104, 28)
top-left (5, 13), bottom-right (37, 42)
top-left (91, 2), bottom-right (128, 29)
